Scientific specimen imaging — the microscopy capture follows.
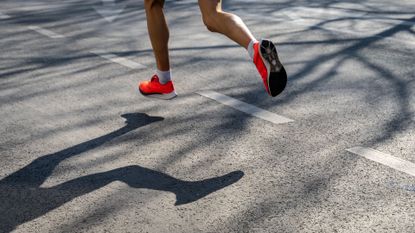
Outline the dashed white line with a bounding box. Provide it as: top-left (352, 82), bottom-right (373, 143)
top-left (347, 147), bottom-right (415, 177)
top-left (23, 26), bottom-right (146, 69)
top-left (28, 26), bottom-right (65, 39)
top-left (197, 90), bottom-right (294, 124)
top-left (0, 12), bottom-right (10, 19)
top-left (90, 51), bottom-right (146, 70)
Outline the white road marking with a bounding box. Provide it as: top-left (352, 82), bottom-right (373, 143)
top-left (28, 26), bottom-right (65, 39)
top-left (90, 51), bottom-right (146, 70)
top-left (347, 147), bottom-right (415, 177)
top-left (197, 90), bottom-right (294, 124)
top-left (0, 12), bottom-right (10, 19)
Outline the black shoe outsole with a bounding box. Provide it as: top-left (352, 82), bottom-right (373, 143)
top-left (260, 40), bottom-right (287, 97)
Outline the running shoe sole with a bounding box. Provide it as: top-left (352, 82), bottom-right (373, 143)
top-left (139, 89), bottom-right (178, 100)
top-left (259, 39), bottom-right (287, 97)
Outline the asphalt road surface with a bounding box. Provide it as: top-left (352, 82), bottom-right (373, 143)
top-left (1, 0), bottom-right (415, 232)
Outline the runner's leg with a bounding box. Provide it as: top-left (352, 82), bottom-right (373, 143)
top-left (144, 0), bottom-right (170, 71)
top-left (198, 0), bottom-right (287, 97)
top-left (139, 0), bottom-right (177, 100)
top-left (198, 0), bottom-right (255, 49)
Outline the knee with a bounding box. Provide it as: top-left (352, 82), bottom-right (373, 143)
top-left (144, 0), bottom-right (163, 11)
top-left (202, 12), bottom-right (219, 32)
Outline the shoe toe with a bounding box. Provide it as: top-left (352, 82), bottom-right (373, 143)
top-left (138, 81), bottom-right (149, 92)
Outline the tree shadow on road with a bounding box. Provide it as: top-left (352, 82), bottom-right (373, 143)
top-left (1, 0), bottom-right (414, 231)
top-left (0, 112), bottom-right (244, 233)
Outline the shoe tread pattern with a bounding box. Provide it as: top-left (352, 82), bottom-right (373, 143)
top-left (260, 39), bottom-right (287, 97)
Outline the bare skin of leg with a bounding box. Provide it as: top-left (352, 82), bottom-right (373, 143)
top-left (198, 0), bottom-right (256, 49)
top-left (144, 0), bottom-right (170, 71)
top-left (144, 0), bottom-right (256, 72)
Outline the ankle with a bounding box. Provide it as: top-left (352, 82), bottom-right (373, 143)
top-left (156, 69), bottom-right (172, 84)
top-left (247, 39), bottom-right (258, 61)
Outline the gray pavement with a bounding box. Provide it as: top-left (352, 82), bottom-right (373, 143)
top-left (1, 0), bottom-right (415, 232)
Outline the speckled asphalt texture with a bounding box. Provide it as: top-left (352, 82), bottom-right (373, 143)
top-left (1, 0), bottom-right (415, 232)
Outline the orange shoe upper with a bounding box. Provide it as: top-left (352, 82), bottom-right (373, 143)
top-left (252, 42), bottom-right (270, 94)
top-left (139, 75), bottom-right (175, 94)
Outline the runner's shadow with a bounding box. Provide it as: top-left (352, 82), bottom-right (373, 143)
top-left (0, 113), bottom-right (244, 232)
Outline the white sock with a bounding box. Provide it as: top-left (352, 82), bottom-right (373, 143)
top-left (247, 39), bottom-right (258, 61)
top-left (156, 69), bottom-right (172, 84)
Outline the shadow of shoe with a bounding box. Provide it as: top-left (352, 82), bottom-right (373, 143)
top-left (121, 113), bottom-right (164, 129)
top-left (173, 170), bottom-right (244, 205)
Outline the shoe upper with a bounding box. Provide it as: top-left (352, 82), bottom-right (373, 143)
top-left (139, 75), bottom-right (175, 94)
top-left (253, 42), bottom-right (271, 95)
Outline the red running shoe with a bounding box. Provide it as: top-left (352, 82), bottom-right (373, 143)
top-left (253, 39), bottom-right (287, 97)
top-left (139, 75), bottom-right (177, 100)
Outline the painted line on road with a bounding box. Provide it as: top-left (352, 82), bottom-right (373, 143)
top-left (0, 12), bottom-right (11, 19)
top-left (90, 51), bottom-right (146, 70)
top-left (197, 90), bottom-right (294, 124)
top-left (347, 147), bottom-right (415, 177)
top-left (28, 26), bottom-right (65, 39)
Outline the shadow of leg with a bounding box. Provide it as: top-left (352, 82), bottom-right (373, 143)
top-left (53, 165), bottom-right (244, 206)
top-left (0, 113), bottom-right (164, 187)
top-left (0, 113), bottom-right (164, 232)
